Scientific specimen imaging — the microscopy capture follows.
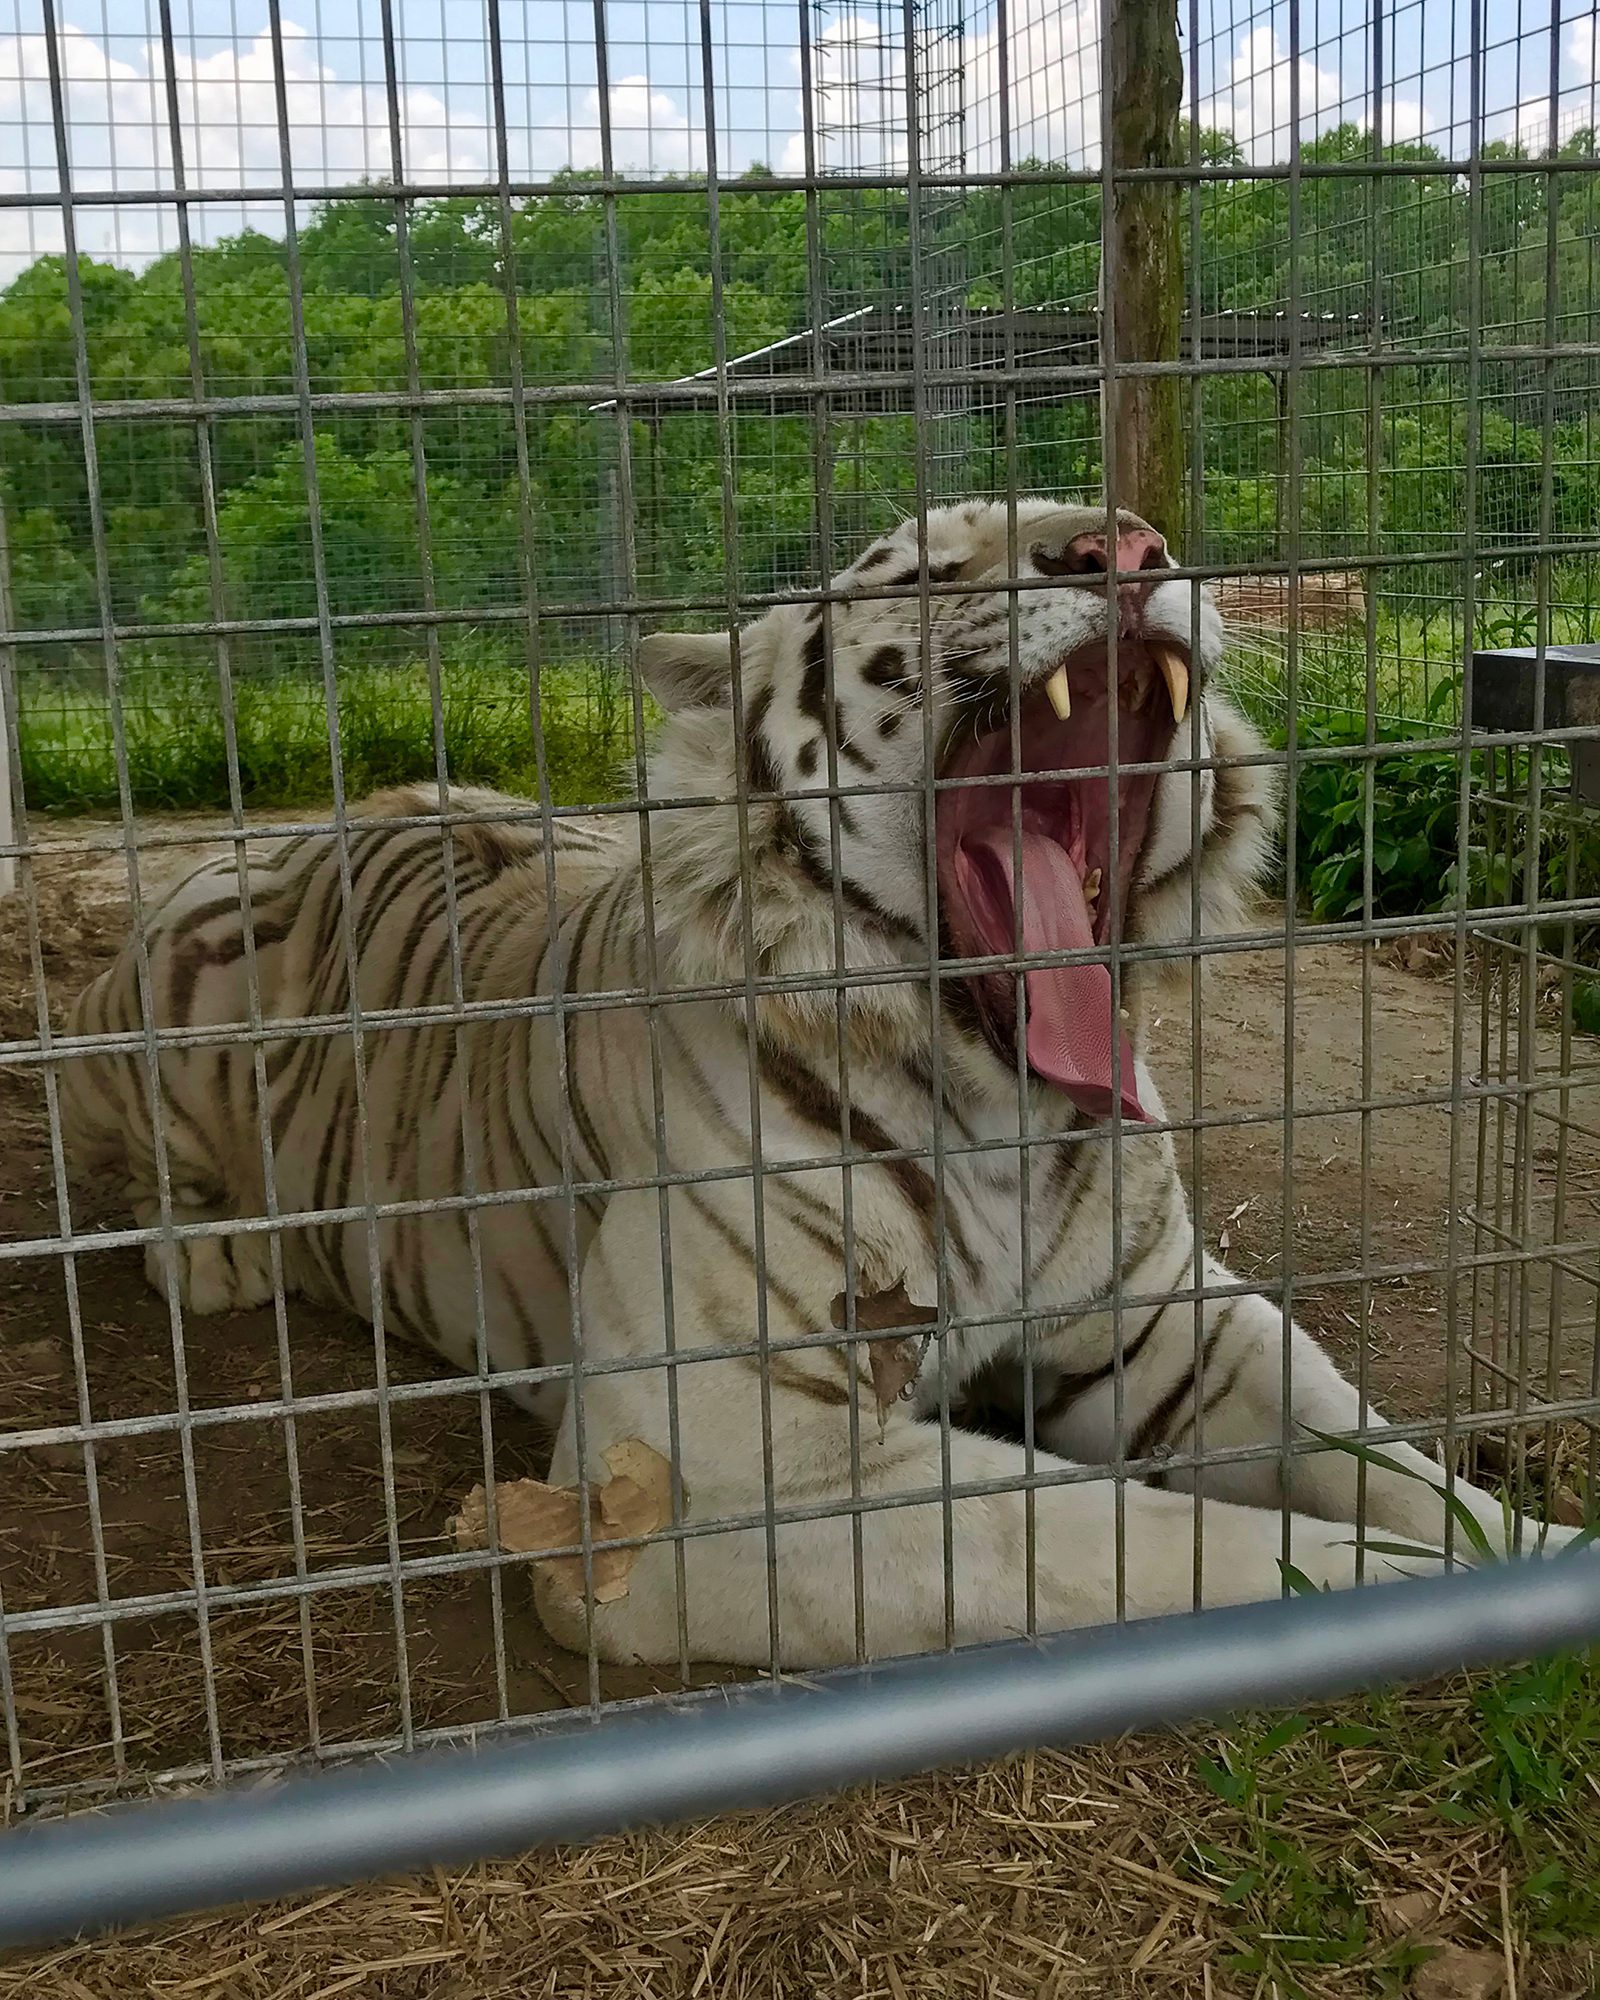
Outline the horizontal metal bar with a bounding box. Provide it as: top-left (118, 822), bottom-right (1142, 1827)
top-left (4, 1395), bottom-right (1597, 1647)
top-left (7, 338), bottom-right (1600, 431)
top-left (0, 1243), bottom-right (1594, 1465)
top-left (1, 154), bottom-right (1596, 219)
top-left (1, 1556), bottom-right (1596, 1949)
top-left (11, 542), bottom-right (1600, 650)
top-left (12, 550), bottom-right (1600, 657)
top-left (2, 1490), bottom-right (1585, 1812)
top-left (10, 726), bottom-right (1600, 872)
top-left (4, 1057), bottom-right (1598, 1273)
top-left (3, 908), bottom-right (1600, 1088)
top-left (5, 842), bottom-right (1600, 1066)
top-left (11, 1258), bottom-right (1600, 1433)
top-left (12, 711), bottom-right (1600, 870)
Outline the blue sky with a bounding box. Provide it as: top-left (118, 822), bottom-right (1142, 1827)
top-left (1, 0), bottom-right (1596, 276)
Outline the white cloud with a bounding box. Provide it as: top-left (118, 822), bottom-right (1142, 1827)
top-left (1201, 28), bottom-right (1439, 161)
top-left (783, 0), bottom-right (1100, 176)
top-left (781, 16), bottom-right (908, 173)
top-left (1382, 96), bottom-right (1430, 145)
top-left (597, 75), bottom-right (703, 174)
top-left (966, 0), bottom-right (1102, 168)
top-left (1202, 27), bottom-right (1342, 159)
top-left (1568, 15), bottom-right (1598, 88)
top-left (0, 23), bottom-right (480, 218)
top-left (0, 22), bottom-right (703, 272)
top-left (1482, 16), bottom-right (1599, 151)
top-left (786, 15), bottom-right (1438, 181)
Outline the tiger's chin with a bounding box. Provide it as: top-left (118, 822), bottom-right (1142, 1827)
top-left (933, 640), bottom-right (1191, 1125)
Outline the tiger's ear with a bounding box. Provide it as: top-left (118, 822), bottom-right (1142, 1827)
top-left (637, 630), bottom-right (733, 712)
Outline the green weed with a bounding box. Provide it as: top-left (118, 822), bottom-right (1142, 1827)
top-left (1185, 1649), bottom-right (1600, 1994)
top-left (1289, 710), bottom-right (1467, 925)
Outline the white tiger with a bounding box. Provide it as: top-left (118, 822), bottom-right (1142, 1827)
top-left (63, 499), bottom-right (1581, 1668)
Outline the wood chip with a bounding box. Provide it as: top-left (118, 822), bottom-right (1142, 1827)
top-left (1413, 1946), bottom-right (1508, 2000)
top-left (448, 1438), bottom-right (675, 1607)
top-left (1376, 1889), bottom-right (1439, 1937)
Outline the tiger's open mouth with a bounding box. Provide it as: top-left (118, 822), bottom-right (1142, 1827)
top-left (934, 640), bottom-right (1190, 1123)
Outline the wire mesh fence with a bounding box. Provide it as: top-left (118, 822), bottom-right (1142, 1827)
top-left (1, 0), bottom-right (1600, 1943)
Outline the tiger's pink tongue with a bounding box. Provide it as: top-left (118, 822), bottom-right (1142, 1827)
top-left (954, 826), bottom-right (1146, 1123)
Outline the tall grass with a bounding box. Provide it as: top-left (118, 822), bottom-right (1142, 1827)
top-left (18, 587), bottom-right (1600, 818)
top-left (16, 651), bottom-right (636, 814)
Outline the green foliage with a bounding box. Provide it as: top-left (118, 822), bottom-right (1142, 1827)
top-left (16, 648), bottom-right (631, 814)
top-left (155, 434), bottom-right (519, 635)
top-left (4, 138), bottom-right (1600, 833)
top-left (0, 492), bottom-right (95, 646)
top-left (3, 133), bottom-right (1599, 676)
top-left (1280, 689), bottom-right (1600, 985)
top-left (1286, 687), bottom-right (1467, 924)
top-left (1186, 1649), bottom-right (1600, 1992)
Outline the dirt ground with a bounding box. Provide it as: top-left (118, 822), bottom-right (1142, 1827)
top-left (1, 814), bottom-right (1597, 1997)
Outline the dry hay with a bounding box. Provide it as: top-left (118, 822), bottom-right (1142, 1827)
top-left (1, 1717), bottom-right (1596, 2000)
top-left (1215, 572), bottom-right (1368, 632)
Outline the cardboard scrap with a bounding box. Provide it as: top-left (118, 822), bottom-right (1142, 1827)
top-left (448, 1437), bottom-right (675, 1607)
top-left (830, 1276), bottom-right (936, 1437)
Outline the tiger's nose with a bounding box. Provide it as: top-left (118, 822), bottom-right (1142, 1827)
top-left (1039, 524), bottom-right (1168, 578)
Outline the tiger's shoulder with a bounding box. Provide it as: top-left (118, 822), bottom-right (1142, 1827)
top-left (354, 784), bottom-right (628, 893)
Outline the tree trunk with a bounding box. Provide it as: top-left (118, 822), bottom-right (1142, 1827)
top-left (1104, 0), bottom-right (1184, 545)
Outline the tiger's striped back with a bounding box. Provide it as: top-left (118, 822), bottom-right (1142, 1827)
top-left (63, 786), bottom-right (627, 1404)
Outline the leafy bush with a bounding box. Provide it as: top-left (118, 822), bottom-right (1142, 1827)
top-left (1282, 688), bottom-right (1600, 1006)
top-left (1286, 687), bottom-right (1467, 923)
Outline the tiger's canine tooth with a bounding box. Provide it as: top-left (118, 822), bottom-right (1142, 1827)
top-left (1153, 644), bottom-right (1189, 724)
top-left (1044, 665), bottom-right (1072, 720)
top-left (1082, 867), bottom-right (1102, 903)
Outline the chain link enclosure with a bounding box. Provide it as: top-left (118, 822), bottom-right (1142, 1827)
top-left (0, 0), bottom-right (1598, 1936)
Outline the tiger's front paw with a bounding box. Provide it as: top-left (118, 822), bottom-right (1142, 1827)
top-left (142, 1226), bottom-right (274, 1316)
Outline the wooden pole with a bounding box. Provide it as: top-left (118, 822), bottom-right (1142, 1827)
top-left (1, 493), bottom-right (14, 899)
top-left (1105, 0), bottom-right (1184, 544)
top-left (0, 675), bottom-right (13, 900)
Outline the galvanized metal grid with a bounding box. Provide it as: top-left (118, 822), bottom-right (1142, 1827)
top-left (1470, 710), bottom-right (1600, 1510)
top-left (0, 0), bottom-right (1598, 1916)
